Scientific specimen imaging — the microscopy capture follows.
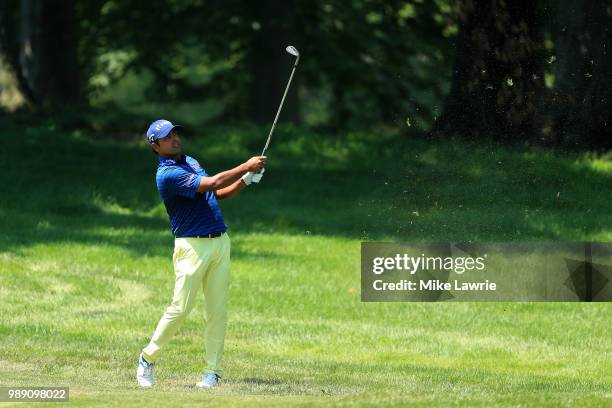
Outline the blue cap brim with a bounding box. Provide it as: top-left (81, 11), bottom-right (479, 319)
top-left (157, 124), bottom-right (183, 140)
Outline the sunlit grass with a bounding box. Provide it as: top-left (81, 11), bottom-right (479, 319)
top-left (0, 126), bottom-right (610, 406)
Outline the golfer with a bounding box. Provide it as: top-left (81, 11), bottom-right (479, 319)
top-left (136, 119), bottom-right (266, 388)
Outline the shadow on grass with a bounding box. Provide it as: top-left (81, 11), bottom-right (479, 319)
top-left (1, 128), bottom-right (611, 257)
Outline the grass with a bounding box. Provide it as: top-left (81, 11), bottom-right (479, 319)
top-left (0, 123), bottom-right (611, 407)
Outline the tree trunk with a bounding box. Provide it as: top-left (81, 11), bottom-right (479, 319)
top-left (248, 0), bottom-right (299, 125)
top-left (551, 0), bottom-right (612, 150)
top-left (19, 0), bottom-right (41, 102)
top-left (0, 0), bottom-right (37, 105)
top-left (12, 0), bottom-right (81, 110)
top-left (433, 0), bottom-right (545, 142)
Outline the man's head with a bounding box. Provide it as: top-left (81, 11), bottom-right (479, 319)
top-left (146, 119), bottom-right (183, 157)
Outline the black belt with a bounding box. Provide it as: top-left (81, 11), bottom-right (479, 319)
top-left (184, 232), bottom-right (225, 239)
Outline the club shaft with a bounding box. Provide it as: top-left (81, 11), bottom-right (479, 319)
top-left (261, 58), bottom-right (299, 156)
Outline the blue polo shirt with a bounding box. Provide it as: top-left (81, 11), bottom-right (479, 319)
top-left (156, 154), bottom-right (227, 237)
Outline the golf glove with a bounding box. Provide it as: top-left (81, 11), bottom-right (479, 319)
top-left (241, 168), bottom-right (265, 186)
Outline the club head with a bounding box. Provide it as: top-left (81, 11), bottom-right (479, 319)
top-left (286, 45), bottom-right (299, 57)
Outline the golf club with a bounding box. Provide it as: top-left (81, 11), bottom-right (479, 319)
top-left (260, 45), bottom-right (300, 157)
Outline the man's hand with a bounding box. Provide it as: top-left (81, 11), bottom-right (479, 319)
top-left (244, 156), bottom-right (267, 172)
top-left (241, 168), bottom-right (265, 186)
top-left (252, 168), bottom-right (264, 184)
top-left (196, 156), bottom-right (267, 193)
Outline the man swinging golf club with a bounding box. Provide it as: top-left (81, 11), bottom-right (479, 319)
top-left (136, 119), bottom-right (266, 388)
top-left (137, 45), bottom-right (299, 389)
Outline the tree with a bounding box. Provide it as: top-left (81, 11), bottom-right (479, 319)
top-left (433, 0), bottom-right (545, 142)
top-left (0, 0), bottom-right (36, 105)
top-left (0, 0), bottom-right (81, 110)
top-left (550, 0), bottom-right (612, 149)
top-left (246, 0), bottom-right (299, 124)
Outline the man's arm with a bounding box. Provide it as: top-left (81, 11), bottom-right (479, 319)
top-left (217, 168), bottom-right (265, 200)
top-left (196, 156), bottom-right (266, 193)
top-left (215, 179), bottom-right (247, 200)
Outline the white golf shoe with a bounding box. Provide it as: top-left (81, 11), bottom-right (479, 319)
top-left (136, 354), bottom-right (155, 388)
top-left (196, 373), bottom-right (220, 388)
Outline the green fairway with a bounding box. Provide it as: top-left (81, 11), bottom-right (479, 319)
top-left (0, 126), bottom-right (611, 407)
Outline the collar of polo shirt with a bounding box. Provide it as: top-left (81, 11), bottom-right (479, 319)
top-left (159, 155), bottom-right (187, 166)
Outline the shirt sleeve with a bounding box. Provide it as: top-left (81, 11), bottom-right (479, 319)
top-left (160, 168), bottom-right (202, 199)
